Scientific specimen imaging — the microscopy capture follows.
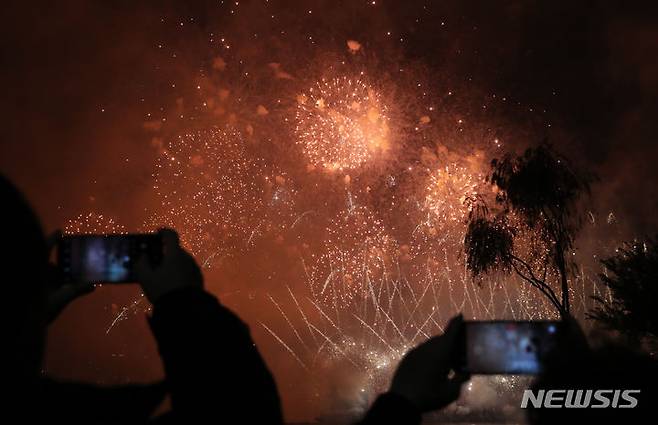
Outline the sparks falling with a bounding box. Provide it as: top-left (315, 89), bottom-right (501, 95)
top-left (146, 127), bottom-right (269, 265)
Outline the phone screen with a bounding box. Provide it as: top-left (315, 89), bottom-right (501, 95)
top-left (58, 234), bottom-right (162, 284)
top-left (463, 321), bottom-right (560, 374)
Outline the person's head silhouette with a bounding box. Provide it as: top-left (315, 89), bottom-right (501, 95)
top-left (1, 174), bottom-right (49, 385)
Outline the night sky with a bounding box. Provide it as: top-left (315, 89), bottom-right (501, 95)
top-left (2, 0), bottom-right (658, 421)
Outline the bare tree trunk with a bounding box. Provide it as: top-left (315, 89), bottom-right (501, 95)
top-left (556, 251), bottom-right (570, 317)
top-left (550, 224), bottom-right (570, 318)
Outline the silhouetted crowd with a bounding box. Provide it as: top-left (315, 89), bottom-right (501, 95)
top-left (3, 174), bottom-right (656, 424)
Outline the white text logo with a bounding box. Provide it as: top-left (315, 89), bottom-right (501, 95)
top-left (521, 389), bottom-right (640, 408)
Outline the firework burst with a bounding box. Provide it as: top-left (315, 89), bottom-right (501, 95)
top-left (423, 163), bottom-right (482, 226)
top-left (146, 127), bottom-right (268, 265)
top-left (294, 76), bottom-right (390, 171)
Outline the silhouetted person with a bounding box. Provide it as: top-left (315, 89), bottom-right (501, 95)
top-left (2, 175), bottom-right (283, 423)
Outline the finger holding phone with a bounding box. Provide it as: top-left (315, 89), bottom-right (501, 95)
top-left (390, 315), bottom-right (471, 412)
top-left (133, 228), bottom-right (203, 303)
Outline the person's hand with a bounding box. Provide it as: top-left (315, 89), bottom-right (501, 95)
top-left (45, 230), bottom-right (95, 323)
top-left (135, 228), bottom-right (203, 304)
top-left (389, 314), bottom-right (470, 412)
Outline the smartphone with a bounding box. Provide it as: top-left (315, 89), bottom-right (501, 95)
top-left (456, 320), bottom-right (562, 374)
top-left (57, 233), bottom-right (163, 284)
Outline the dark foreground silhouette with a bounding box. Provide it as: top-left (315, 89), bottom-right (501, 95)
top-left (3, 174), bottom-right (282, 423)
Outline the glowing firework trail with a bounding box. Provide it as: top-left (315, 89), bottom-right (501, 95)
top-left (246, 222), bottom-right (262, 247)
top-left (106, 296), bottom-right (146, 334)
top-left (374, 301), bottom-right (408, 345)
top-left (267, 294), bottom-right (311, 354)
top-left (395, 277), bottom-right (424, 324)
top-left (501, 281), bottom-right (518, 320)
top-left (307, 296), bottom-right (344, 337)
top-left (291, 210), bottom-right (315, 229)
top-left (201, 250), bottom-right (224, 269)
top-left (267, 287), bottom-right (361, 368)
top-left (260, 322), bottom-right (309, 372)
top-left (400, 279), bottom-right (433, 333)
top-left (352, 314), bottom-right (400, 356)
top-left (306, 323), bottom-right (359, 368)
top-left (294, 76), bottom-right (389, 171)
top-left (286, 285), bottom-right (319, 347)
top-left (410, 310), bottom-right (443, 343)
top-left (107, 307), bottom-right (130, 335)
top-left (318, 268), bottom-right (337, 297)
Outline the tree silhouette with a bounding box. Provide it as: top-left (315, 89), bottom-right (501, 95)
top-left (589, 237), bottom-right (658, 339)
top-left (464, 144), bottom-right (592, 316)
